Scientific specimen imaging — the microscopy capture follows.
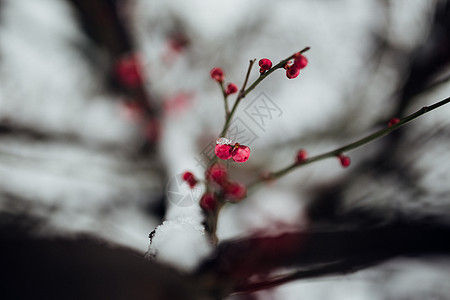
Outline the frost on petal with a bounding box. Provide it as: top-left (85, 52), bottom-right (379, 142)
top-left (232, 145), bottom-right (250, 162)
top-left (216, 137), bottom-right (233, 145)
top-left (145, 217), bottom-right (212, 271)
top-left (215, 144), bottom-right (232, 160)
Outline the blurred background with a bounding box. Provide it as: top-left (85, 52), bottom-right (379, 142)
top-left (1, 0), bottom-right (450, 299)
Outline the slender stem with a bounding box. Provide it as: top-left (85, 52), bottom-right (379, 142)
top-left (249, 96), bottom-right (450, 187)
top-left (203, 200), bottom-right (225, 246)
top-left (220, 59), bottom-right (256, 137)
top-left (205, 48), bottom-right (311, 243)
top-left (239, 59), bottom-right (256, 99)
top-left (219, 82), bottom-right (230, 117)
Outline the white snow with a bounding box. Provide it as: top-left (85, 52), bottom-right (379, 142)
top-left (145, 216), bottom-right (212, 271)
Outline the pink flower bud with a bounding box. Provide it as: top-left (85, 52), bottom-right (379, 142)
top-left (225, 83), bottom-right (238, 95)
top-left (200, 193), bottom-right (218, 211)
top-left (258, 58), bottom-right (272, 73)
top-left (207, 163), bottom-right (228, 184)
top-left (338, 154), bottom-right (351, 168)
top-left (215, 144), bottom-right (233, 160)
top-left (224, 182), bottom-right (247, 201)
top-left (293, 53), bottom-right (308, 69)
top-left (286, 65), bottom-right (300, 79)
top-left (214, 138), bottom-right (250, 162)
top-left (296, 149), bottom-right (308, 163)
top-left (388, 117), bottom-right (400, 127)
top-left (114, 53), bottom-right (144, 88)
top-left (210, 67), bottom-right (225, 83)
top-left (182, 171), bottom-right (197, 188)
top-left (231, 144), bottom-right (251, 163)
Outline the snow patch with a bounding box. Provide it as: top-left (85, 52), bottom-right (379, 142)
top-left (145, 216), bottom-right (212, 271)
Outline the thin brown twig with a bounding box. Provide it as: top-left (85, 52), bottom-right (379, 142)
top-left (220, 59), bottom-right (255, 137)
top-left (204, 49), bottom-right (311, 243)
top-left (248, 95), bottom-right (450, 188)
